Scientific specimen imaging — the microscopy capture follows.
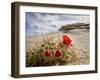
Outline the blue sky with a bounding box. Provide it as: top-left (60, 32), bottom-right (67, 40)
top-left (25, 12), bottom-right (89, 36)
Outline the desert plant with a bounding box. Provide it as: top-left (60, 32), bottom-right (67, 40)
top-left (26, 35), bottom-right (77, 67)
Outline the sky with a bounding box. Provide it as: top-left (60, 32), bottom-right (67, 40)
top-left (25, 12), bottom-right (90, 36)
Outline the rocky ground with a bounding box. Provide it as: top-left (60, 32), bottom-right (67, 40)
top-left (26, 29), bottom-right (89, 65)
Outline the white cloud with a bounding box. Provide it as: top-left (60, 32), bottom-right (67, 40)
top-left (26, 12), bottom-right (90, 36)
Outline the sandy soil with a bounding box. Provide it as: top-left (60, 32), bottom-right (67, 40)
top-left (26, 29), bottom-right (89, 65)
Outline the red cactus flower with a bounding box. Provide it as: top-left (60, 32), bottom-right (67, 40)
top-left (63, 35), bottom-right (72, 46)
top-left (44, 50), bottom-right (51, 57)
top-left (55, 50), bottom-right (62, 57)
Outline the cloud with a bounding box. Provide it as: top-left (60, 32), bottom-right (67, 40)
top-left (26, 12), bottom-right (90, 36)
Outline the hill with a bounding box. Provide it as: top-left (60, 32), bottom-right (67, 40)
top-left (59, 23), bottom-right (89, 31)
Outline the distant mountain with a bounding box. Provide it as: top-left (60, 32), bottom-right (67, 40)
top-left (59, 23), bottom-right (89, 31)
